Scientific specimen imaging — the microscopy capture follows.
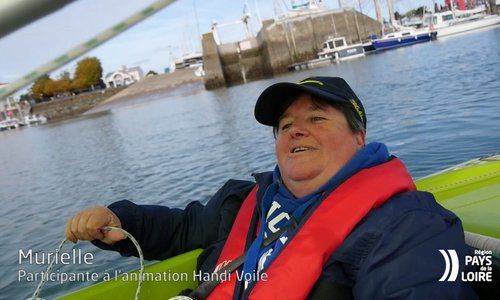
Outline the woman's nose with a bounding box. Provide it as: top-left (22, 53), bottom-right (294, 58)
top-left (289, 123), bottom-right (308, 138)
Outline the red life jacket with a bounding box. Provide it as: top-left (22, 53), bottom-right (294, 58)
top-left (207, 158), bottom-right (416, 300)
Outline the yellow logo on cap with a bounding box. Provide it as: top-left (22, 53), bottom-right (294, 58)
top-left (350, 99), bottom-right (364, 120)
top-left (298, 80), bottom-right (323, 86)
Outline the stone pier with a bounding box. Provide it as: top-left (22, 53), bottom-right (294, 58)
top-left (202, 7), bottom-right (382, 89)
top-left (202, 32), bottom-right (226, 90)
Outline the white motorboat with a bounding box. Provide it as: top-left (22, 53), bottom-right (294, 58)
top-left (317, 37), bottom-right (365, 62)
top-left (23, 114), bottom-right (47, 125)
top-left (288, 36), bottom-right (364, 71)
top-left (0, 119), bottom-right (20, 130)
top-left (173, 52), bottom-right (203, 70)
top-left (422, 6), bottom-right (500, 38)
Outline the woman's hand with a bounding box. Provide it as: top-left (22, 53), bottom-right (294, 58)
top-left (65, 206), bottom-right (126, 244)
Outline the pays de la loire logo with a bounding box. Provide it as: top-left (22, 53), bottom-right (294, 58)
top-left (439, 249), bottom-right (493, 282)
top-left (438, 250), bottom-right (459, 281)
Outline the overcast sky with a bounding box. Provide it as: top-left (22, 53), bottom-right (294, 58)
top-left (0, 0), bottom-right (435, 85)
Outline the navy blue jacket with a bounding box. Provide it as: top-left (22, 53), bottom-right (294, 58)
top-left (94, 172), bottom-right (478, 299)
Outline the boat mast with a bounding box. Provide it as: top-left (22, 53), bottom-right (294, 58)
top-left (193, 0), bottom-right (202, 44)
top-left (387, 0), bottom-right (396, 27)
top-left (353, 2), bottom-right (362, 43)
top-left (451, 0), bottom-right (456, 18)
top-left (356, 0), bottom-right (367, 42)
top-left (373, 0), bottom-right (383, 34)
top-left (330, 12), bottom-right (338, 37)
top-left (252, 0), bottom-right (263, 26)
top-left (373, 0), bottom-right (383, 24)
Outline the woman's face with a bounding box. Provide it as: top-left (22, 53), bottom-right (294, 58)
top-left (275, 94), bottom-right (365, 197)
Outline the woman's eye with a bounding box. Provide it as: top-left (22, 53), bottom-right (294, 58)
top-left (311, 116), bottom-right (325, 122)
top-left (280, 123), bottom-right (291, 131)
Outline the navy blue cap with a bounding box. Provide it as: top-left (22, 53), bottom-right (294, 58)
top-left (255, 76), bottom-right (366, 129)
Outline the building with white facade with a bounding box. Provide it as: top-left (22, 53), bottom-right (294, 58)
top-left (104, 66), bottom-right (144, 88)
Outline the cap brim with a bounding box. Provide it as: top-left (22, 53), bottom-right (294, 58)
top-left (254, 82), bottom-right (347, 126)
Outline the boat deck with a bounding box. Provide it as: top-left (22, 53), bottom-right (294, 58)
top-left (416, 155), bottom-right (500, 239)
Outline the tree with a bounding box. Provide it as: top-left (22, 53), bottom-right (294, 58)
top-left (55, 71), bottom-right (72, 94)
top-left (42, 78), bottom-right (56, 98)
top-left (72, 57), bottom-right (103, 91)
top-left (29, 57), bottom-right (104, 101)
top-left (19, 93), bottom-right (31, 101)
top-left (31, 74), bottom-right (52, 102)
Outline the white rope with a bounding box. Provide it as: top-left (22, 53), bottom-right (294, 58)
top-left (31, 239), bottom-right (67, 299)
top-left (31, 226), bottom-right (144, 300)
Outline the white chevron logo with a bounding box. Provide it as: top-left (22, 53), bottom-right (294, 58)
top-left (438, 249), bottom-right (459, 281)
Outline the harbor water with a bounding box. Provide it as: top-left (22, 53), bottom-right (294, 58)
top-left (1, 27), bottom-right (499, 299)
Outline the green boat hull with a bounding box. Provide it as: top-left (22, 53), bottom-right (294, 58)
top-left (416, 155), bottom-right (500, 239)
top-left (59, 155), bottom-right (500, 299)
top-left (58, 249), bottom-right (202, 299)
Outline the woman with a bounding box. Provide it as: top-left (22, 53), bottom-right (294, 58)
top-left (66, 77), bottom-right (477, 299)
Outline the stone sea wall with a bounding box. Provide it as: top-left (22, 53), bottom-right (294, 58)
top-left (31, 87), bottom-right (125, 121)
top-left (31, 69), bottom-right (201, 121)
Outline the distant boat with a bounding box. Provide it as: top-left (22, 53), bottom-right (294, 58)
top-left (0, 119), bottom-right (20, 130)
top-left (173, 52), bottom-right (204, 77)
top-left (370, 28), bottom-right (437, 51)
top-left (23, 114), bottom-right (47, 126)
top-left (288, 36), bottom-right (366, 71)
top-left (422, 6), bottom-right (500, 38)
top-left (288, 56), bottom-right (334, 71)
top-left (173, 52), bottom-right (203, 71)
top-left (317, 37), bottom-right (365, 62)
